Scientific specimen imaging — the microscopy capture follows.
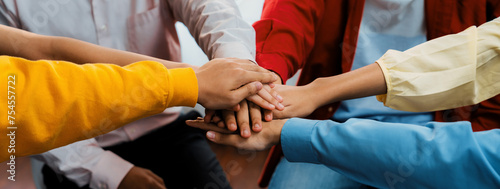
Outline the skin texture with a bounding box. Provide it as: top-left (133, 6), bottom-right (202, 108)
top-left (187, 118), bottom-right (287, 151)
top-left (195, 58), bottom-right (279, 110)
top-left (205, 63), bottom-right (387, 137)
top-left (205, 72), bottom-right (283, 138)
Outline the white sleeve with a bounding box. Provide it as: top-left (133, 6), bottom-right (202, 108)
top-left (34, 139), bottom-right (134, 189)
top-left (166, 0), bottom-right (255, 60)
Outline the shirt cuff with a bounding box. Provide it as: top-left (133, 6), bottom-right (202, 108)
top-left (280, 118), bottom-right (320, 164)
top-left (165, 67), bottom-right (198, 107)
top-left (212, 42), bottom-right (255, 61)
top-left (256, 53), bottom-right (290, 83)
top-left (90, 151), bottom-right (134, 189)
top-left (374, 60), bottom-right (392, 105)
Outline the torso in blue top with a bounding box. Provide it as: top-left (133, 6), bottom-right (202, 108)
top-left (332, 0), bottom-right (432, 125)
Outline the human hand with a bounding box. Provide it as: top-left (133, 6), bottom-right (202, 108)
top-left (186, 118), bottom-right (288, 151)
top-left (204, 100), bottom-right (264, 138)
top-left (204, 84), bottom-right (283, 138)
top-left (270, 84), bottom-right (320, 119)
top-left (196, 58), bottom-right (278, 110)
top-left (118, 166), bottom-right (166, 189)
top-left (203, 71), bottom-right (283, 137)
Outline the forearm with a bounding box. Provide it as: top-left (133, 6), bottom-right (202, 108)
top-left (308, 63), bottom-right (387, 108)
top-left (0, 24), bottom-right (52, 60)
top-left (0, 24), bottom-right (194, 69)
top-left (281, 118), bottom-right (500, 188)
top-left (0, 56), bottom-right (197, 161)
top-left (50, 36), bottom-right (195, 69)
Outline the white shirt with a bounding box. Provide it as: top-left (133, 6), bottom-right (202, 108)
top-left (0, 0), bottom-right (255, 188)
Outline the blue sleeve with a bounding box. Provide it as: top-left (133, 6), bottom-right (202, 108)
top-left (281, 118), bottom-right (500, 189)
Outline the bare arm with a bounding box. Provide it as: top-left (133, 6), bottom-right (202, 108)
top-left (272, 63), bottom-right (387, 118)
top-left (0, 24), bottom-right (195, 69)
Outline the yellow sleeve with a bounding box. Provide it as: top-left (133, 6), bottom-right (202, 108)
top-left (0, 56), bottom-right (198, 162)
top-left (375, 17), bottom-right (500, 112)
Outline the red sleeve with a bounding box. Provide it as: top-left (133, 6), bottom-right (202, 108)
top-left (487, 0), bottom-right (500, 21)
top-left (470, 95), bottom-right (500, 131)
top-left (253, 0), bottom-right (325, 83)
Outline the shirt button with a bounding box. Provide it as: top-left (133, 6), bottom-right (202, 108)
top-left (100, 25), bottom-right (107, 31)
top-left (328, 107), bottom-right (333, 112)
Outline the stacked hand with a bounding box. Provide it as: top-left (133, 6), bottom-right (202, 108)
top-left (195, 58), bottom-right (280, 110)
top-left (186, 118), bottom-right (288, 151)
top-left (203, 71), bottom-right (284, 138)
top-left (203, 81), bottom-right (321, 138)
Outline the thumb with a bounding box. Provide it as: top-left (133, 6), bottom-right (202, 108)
top-left (230, 81), bottom-right (263, 104)
top-left (272, 108), bottom-right (287, 119)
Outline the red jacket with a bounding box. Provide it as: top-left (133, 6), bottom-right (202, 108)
top-left (254, 0), bottom-right (500, 186)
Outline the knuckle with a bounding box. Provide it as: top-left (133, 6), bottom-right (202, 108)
top-left (250, 102), bottom-right (260, 109)
top-left (229, 98), bottom-right (239, 106)
top-left (239, 120), bottom-right (250, 127)
top-left (252, 117), bottom-right (261, 124)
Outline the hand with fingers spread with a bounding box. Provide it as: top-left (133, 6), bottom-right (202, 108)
top-left (186, 118), bottom-right (288, 151)
top-left (195, 58), bottom-right (279, 110)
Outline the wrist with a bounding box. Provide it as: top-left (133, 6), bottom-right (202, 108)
top-left (307, 78), bottom-right (335, 108)
top-left (270, 119), bottom-right (287, 145)
top-left (271, 71), bottom-right (283, 85)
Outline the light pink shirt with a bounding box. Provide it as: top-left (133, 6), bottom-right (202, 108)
top-left (0, 0), bottom-right (255, 188)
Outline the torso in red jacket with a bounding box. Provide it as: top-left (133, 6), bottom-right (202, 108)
top-left (254, 0), bottom-right (500, 131)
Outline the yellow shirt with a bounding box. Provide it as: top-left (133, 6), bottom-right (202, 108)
top-left (0, 56), bottom-right (198, 162)
top-left (376, 17), bottom-right (500, 112)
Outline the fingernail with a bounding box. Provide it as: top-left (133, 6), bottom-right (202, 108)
top-left (243, 129), bottom-right (250, 136)
top-left (254, 123), bottom-right (261, 129)
top-left (277, 103), bottom-right (284, 110)
top-left (268, 104), bottom-right (275, 109)
top-left (230, 123), bottom-right (237, 130)
top-left (207, 132), bottom-right (215, 140)
top-left (276, 95), bottom-right (283, 102)
top-left (255, 82), bottom-right (263, 90)
top-left (266, 114), bottom-right (272, 120)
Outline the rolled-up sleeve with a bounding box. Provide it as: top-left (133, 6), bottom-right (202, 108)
top-left (376, 17), bottom-right (500, 112)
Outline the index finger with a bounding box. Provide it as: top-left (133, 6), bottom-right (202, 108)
top-left (237, 71), bottom-right (277, 86)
